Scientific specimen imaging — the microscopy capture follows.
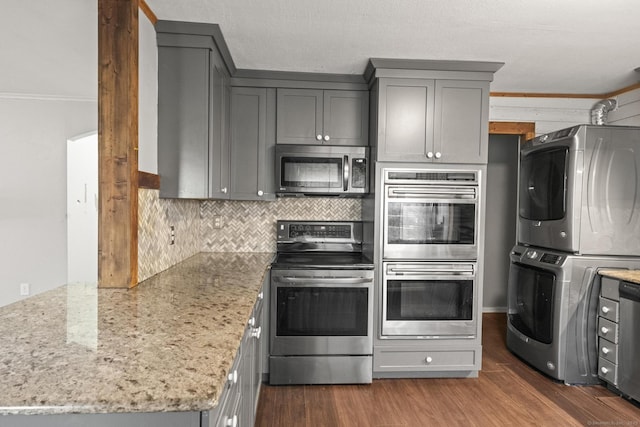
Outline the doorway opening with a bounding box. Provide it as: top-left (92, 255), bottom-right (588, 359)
top-left (67, 131), bottom-right (98, 284)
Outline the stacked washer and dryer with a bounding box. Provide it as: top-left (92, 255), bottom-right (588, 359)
top-left (506, 124), bottom-right (640, 385)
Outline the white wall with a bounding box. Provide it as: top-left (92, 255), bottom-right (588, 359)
top-left (608, 88), bottom-right (640, 126)
top-left (0, 96), bottom-right (97, 307)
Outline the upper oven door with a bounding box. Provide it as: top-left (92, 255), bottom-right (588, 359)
top-left (275, 145), bottom-right (368, 195)
top-left (270, 269), bottom-right (374, 356)
top-left (383, 185), bottom-right (478, 260)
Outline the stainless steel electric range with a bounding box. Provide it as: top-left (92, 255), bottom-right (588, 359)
top-left (269, 220), bottom-right (374, 385)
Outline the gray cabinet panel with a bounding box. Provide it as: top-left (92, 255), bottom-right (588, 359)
top-left (1, 411), bottom-right (200, 427)
top-left (374, 77), bottom-right (489, 164)
top-left (276, 88), bottom-right (323, 144)
top-left (229, 87), bottom-right (276, 200)
top-left (277, 88), bottom-right (369, 146)
top-left (157, 30), bottom-right (230, 199)
top-left (208, 50), bottom-right (231, 199)
top-left (158, 46), bottom-right (210, 198)
top-left (323, 90), bottom-right (369, 145)
top-left (434, 80), bottom-right (489, 163)
top-left (378, 79), bottom-right (434, 160)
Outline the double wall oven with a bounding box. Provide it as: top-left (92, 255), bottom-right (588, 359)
top-left (380, 167), bottom-right (482, 339)
top-left (269, 221), bottom-right (374, 385)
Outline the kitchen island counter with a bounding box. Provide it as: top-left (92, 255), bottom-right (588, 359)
top-left (0, 252), bottom-right (273, 417)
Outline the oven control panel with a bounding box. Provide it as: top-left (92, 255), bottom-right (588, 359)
top-left (277, 221), bottom-right (362, 243)
top-left (288, 224), bottom-right (351, 239)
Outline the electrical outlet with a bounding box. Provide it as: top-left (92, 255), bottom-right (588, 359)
top-left (213, 216), bottom-right (223, 229)
top-left (20, 283), bottom-right (30, 296)
top-left (170, 225), bottom-right (175, 245)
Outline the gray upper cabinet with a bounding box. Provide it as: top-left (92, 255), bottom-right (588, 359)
top-left (368, 59), bottom-right (502, 164)
top-left (157, 45), bottom-right (212, 198)
top-left (229, 87), bottom-right (276, 200)
top-left (157, 24), bottom-right (231, 199)
top-left (276, 88), bottom-right (369, 146)
top-left (434, 80), bottom-right (490, 164)
top-left (375, 78), bottom-right (490, 163)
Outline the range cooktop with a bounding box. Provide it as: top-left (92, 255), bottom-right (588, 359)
top-left (272, 252), bottom-right (374, 270)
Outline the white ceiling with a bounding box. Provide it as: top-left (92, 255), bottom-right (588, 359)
top-left (147, 0), bottom-right (640, 94)
top-left (2, 0), bottom-right (638, 99)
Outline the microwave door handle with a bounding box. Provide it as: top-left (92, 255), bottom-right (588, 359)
top-left (343, 156), bottom-right (349, 191)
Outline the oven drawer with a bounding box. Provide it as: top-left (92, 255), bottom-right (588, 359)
top-left (374, 347), bottom-right (479, 372)
top-left (599, 357), bottom-right (618, 386)
top-left (598, 318), bottom-right (618, 344)
top-left (598, 337), bottom-right (618, 364)
top-left (598, 296), bottom-right (619, 322)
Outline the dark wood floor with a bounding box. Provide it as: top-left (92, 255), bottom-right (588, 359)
top-left (255, 313), bottom-right (640, 426)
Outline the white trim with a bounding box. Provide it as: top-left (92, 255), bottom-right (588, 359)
top-left (0, 92), bottom-right (96, 102)
top-left (482, 307), bottom-right (507, 313)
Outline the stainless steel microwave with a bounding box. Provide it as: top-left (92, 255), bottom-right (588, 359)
top-left (275, 144), bottom-right (369, 196)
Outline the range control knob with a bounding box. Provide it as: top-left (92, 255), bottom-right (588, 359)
top-left (527, 250), bottom-right (538, 259)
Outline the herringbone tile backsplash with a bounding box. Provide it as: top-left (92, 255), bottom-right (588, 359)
top-left (201, 198), bottom-right (363, 253)
top-left (138, 190), bottom-right (363, 281)
top-left (138, 189), bottom-right (201, 282)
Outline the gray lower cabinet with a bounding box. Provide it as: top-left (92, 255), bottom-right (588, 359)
top-left (0, 412), bottom-right (201, 427)
top-left (206, 286), bottom-right (264, 427)
top-left (229, 87), bottom-right (276, 200)
top-left (157, 28), bottom-right (231, 199)
top-left (276, 88), bottom-right (369, 146)
top-left (373, 78), bottom-right (490, 163)
top-left (598, 276), bottom-right (620, 387)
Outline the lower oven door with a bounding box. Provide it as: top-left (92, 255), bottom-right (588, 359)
top-left (381, 262), bottom-right (477, 338)
top-left (270, 269), bottom-right (374, 356)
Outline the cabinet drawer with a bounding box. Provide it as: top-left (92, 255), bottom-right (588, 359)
top-left (598, 296), bottom-right (619, 322)
top-left (598, 318), bottom-right (618, 344)
top-left (598, 338), bottom-right (618, 364)
top-left (598, 357), bottom-right (618, 386)
top-left (601, 277), bottom-right (620, 301)
top-left (374, 348), bottom-right (478, 372)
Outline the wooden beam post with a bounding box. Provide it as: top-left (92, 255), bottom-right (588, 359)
top-left (98, 0), bottom-right (139, 288)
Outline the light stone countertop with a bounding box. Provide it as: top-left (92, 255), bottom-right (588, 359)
top-left (0, 252), bottom-right (274, 416)
top-left (599, 269), bottom-right (640, 285)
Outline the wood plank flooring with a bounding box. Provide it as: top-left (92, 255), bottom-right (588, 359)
top-left (255, 313), bottom-right (640, 426)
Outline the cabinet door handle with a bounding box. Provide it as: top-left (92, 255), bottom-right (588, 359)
top-left (601, 326), bottom-right (610, 334)
top-left (424, 356), bottom-right (433, 364)
top-left (435, 151), bottom-right (442, 159)
top-left (427, 151), bottom-right (434, 159)
top-left (324, 135), bottom-right (330, 142)
top-left (227, 370), bottom-right (238, 384)
top-left (602, 347), bottom-right (610, 354)
top-left (257, 190), bottom-right (264, 196)
top-left (221, 187), bottom-right (228, 194)
top-left (601, 306), bottom-right (610, 314)
top-left (252, 326), bottom-right (262, 339)
top-left (316, 134), bottom-right (323, 141)
top-left (600, 366), bottom-right (609, 375)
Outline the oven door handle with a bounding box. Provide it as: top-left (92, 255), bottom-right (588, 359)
top-left (387, 266), bottom-right (475, 276)
top-left (387, 187), bottom-right (476, 199)
top-left (274, 276), bottom-right (372, 285)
